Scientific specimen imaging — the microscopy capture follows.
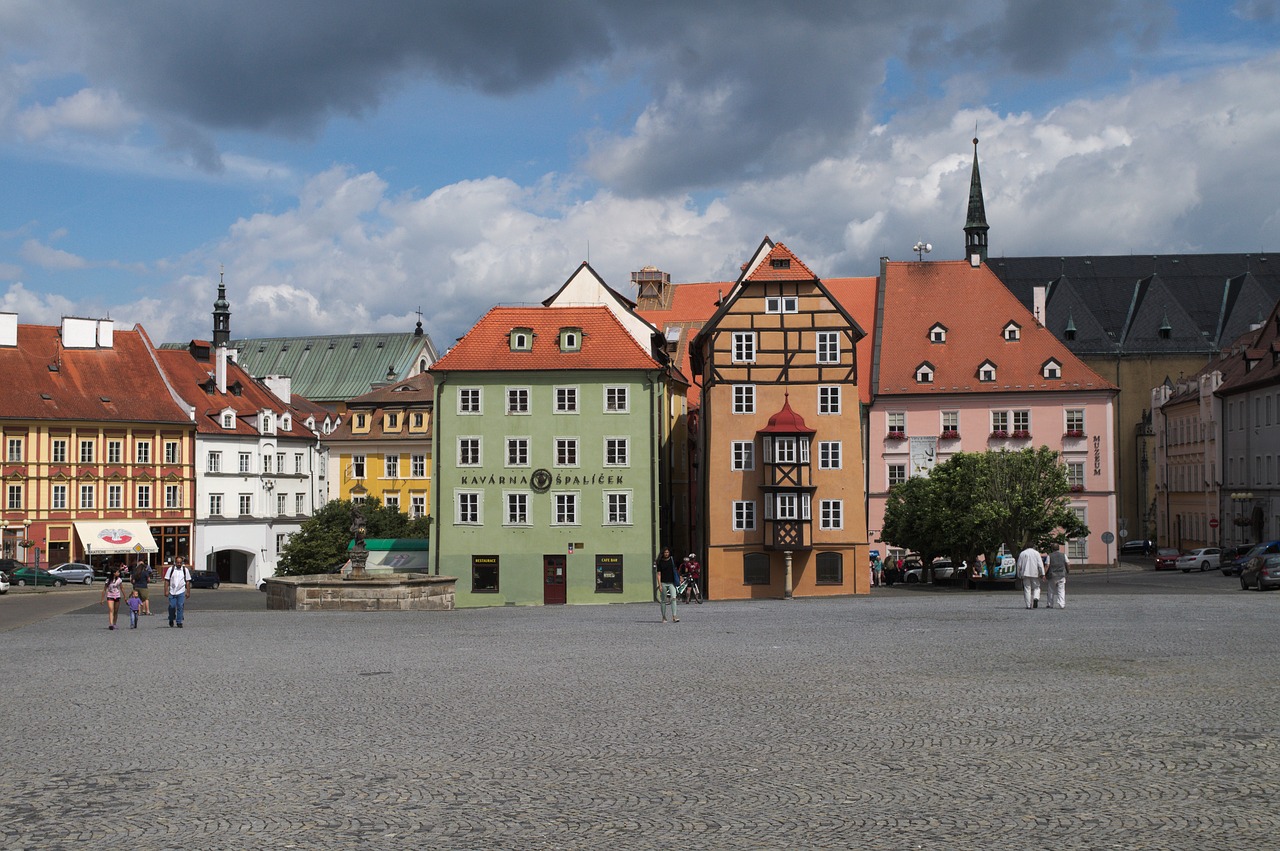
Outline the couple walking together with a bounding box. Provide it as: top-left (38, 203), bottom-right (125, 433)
top-left (1016, 544), bottom-right (1069, 609)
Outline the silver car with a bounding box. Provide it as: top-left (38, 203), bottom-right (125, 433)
top-left (47, 562), bottom-right (96, 585)
top-left (1175, 547), bottom-right (1221, 573)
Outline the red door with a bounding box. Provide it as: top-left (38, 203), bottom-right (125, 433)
top-left (543, 555), bottom-right (567, 605)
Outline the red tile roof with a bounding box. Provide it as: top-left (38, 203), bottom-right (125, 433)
top-left (0, 324), bottom-right (190, 423)
top-left (154, 346), bottom-right (318, 437)
top-left (876, 261), bottom-right (1116, 393)
top-left (743, 242), bottom-right (819, 282)
top-left (431, 306), bottom-right (661, 372)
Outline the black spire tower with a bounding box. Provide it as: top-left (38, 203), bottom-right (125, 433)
top-left (964, 136), bottom-right (989, 263)
top-left (212, 270), bottom-right (231, 348)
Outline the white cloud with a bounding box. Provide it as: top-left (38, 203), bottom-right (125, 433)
top-left (16, 87), bottom-right (140, 141)
top-left (20, 238), bottom-right (89, 270)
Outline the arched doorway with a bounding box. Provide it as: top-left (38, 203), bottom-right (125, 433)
top-left (207, 548), bottom-right (256, 585)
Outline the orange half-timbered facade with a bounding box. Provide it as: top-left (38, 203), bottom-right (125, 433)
top-left (691, 240), bottom-right (870, 599)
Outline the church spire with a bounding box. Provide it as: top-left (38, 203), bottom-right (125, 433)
top-left (212, 268), bottom-right (231, 348)
top-left (964, 136), bottom-right (989, 263)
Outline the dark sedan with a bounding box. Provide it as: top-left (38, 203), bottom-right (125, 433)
top-left (9, 567), bottom-right (66, 587)
top-left (1120, 539), bottom-right (1154, 556)
top-left (1223, 541), bottom-right (1280, 576)
top-left (1241, 554), bottom-right (1280, 591)
top-left (1153, 548), bottom-right (1181, 570)
top-left (190, 570), bottom-right (221, 589)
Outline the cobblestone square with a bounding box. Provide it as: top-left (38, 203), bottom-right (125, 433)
top-left (1, 572), bottom-right (1277, 850)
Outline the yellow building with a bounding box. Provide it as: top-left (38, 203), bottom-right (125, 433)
top-left (324, 374), bottom-right (433, 518)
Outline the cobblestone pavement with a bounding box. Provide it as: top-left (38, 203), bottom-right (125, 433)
top-left (2, 577), bottom-right (1278, 850)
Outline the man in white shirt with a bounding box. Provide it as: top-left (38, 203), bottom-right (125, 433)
top-left (1016, 545), bottom-right (1045, 609)
top-left (164, 556), bottom-right (191, 628)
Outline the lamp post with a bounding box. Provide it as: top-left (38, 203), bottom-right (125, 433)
top-left (22, 520), bottom-right (30, 567)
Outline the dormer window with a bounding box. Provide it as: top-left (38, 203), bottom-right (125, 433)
top-left (559, 327), bottom-right (582, 352)
top-left (259, 410), bottom-right (276, 435)
top-left (354, 412), bottom-right (369, 432)
top-left (1159, 316), bottom-right (1172, 339)
top-left (510, 328), bottom-right (533, 351)
top-left (385, 412), bottom-right (400, 430)
top-left (929, 323), bottom-right (948, 344)
top-left (220, 410), bottom-right (236, 430)
top-left (770, 258), bottom-right (791, 269)
top-left (280, 413), bottom-right (292, 431)
top-left (1042, 359), bottom-right (1062, 380)
top-left (915, 362), bottom-right (935, 384)
top-left (978, 360), bottom-right (997, 382)
top-left (1002, 322), bottom-right (1021, 342)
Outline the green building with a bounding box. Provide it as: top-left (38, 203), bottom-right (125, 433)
top-left (430, 304), bottom-right (672, 606)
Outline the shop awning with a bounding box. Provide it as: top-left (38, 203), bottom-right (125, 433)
top-left (74, 521), bottom-right (159, 555)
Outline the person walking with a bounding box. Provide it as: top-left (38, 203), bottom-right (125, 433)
top-left (131, 560), bottom-right (152, 616)
top-left (654, 547), bottom-right (679, 623)
top-left (1016, 544), bottom-right (1045, 609)
top-left (100, 567), bottom-right (124, 630)
top-left (164, 556), bottom-right (192, 628)
top-left (870, 555), bottom-right (883, 587)
top-left (126, 589), bottom-right (142, 628)
top-left (1045, 545), bottom-right (1069, 609)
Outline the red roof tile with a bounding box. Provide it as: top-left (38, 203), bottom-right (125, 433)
top-left (432, 306), bottom-right (661, 372)
top-left (154, 346), bottom-right (318, 437)
top-left (877, 261), bottom-right (1115, 393)
top-left (743, 243), bottom-right (820, 282)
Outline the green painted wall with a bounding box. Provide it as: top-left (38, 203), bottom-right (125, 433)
top-left (432, 369), bottom-right (664, 606)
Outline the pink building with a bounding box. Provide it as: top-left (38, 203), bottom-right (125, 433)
top-left (868, 259), bottom-right (1119, 565)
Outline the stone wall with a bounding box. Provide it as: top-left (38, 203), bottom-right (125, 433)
top-left (264, 574), bottom-right (456, 612)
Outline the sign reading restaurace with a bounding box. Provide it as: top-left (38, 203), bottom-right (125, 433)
top-left (457, 472), bottom-right (626, 488)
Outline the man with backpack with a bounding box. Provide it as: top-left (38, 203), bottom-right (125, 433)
top-left (164, 556), bottom-right (192, 628)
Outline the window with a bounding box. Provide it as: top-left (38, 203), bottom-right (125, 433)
top-left (384, 455), bottom-right (399, 478)
top-left (1003, 322), bottom-right (1021, 341)
top-left (210, 494), bottom-right (223, 516)
top-left (52, 439), bottom-right (67, 463)
top-left (1066, 461), bottom-right (1085, 490)
top-left (239, 452), bottom-right (252, 473)
top-left (459, 388), bottom-right (482, 414)
top-left (816, 331), bottom-right (839, 363)
top-left (979, 361), bottom-right (996, 382)
top-left (605, 492), bottom-right (630, 525)
top-left (888, 464), bottom-right (907, 487)
top-left (107, 440), bottom-right (122, 464)
top-left (165, 485), bottom-right (182, 509)
top-left (732, 441), bottom-right (755, 471)
top-left (596, 555), bottom-right (623, 593)
top-left (456, 491), bottom-right (480, 524)
top-left (135, 441), bottom-right (150, 464)
top-left (506, 492), bottom-right (529, 525)
top-left (164, 441), bottom-right (180, 464)
top-left (136, 485), bottom-right (150, 510)
top-left (296, 494), bottom-right (305, 514)
top-left (276, 534), bottom-right (287, 554)
top-left (555, 386), bottom-right (578, 414)
top-left (276, 494), bottom-right (287, 516)
top-left (239, 494), bottom-right (252, 515)
top-left (733, 500), bottom-right (756, 531)
top-left (774, 493), bottom-right (799, 520)
top-left (221, 411), bottom-right (235, 429)
top-left (354, 413), bottom-right (368, 431)
top-left (52, 484), bottom-right (67, 510)
top-left (1013, 410), bottom-right (1030, 435)
top-left (1042, 359), bottom-right (1062, 380)
top-left (605, 438), bottom-right (629, 467)
top-left (1066, 409), bottom-right (1085, 435)
top-left (472, 556), bottom-right (499, 592)
top-left (818, 386), bottom-right (840, 414)
top-left (1067, 507), bottom-right (1088, 560)
top-left (263, 454), bottom-right (273, 474)
top-left (411, 454), bottom-right (426, 477)
top-left (559, 328), bottom-right (581, 351)
top-left (553, 492), bottom-right (578, 525)
top-left (915, 363), bottom-right (934, 383)
top-left (458, 438), bottom-right (481, 466)
top-left (385, 412), bottom-right (400, 430)
top-left (352, 455), bottom-right (366, 479)
top-left (555, 438), bottom-right (579, 467)
top-left (506, 387), bottom-right (530, 415)
top-left (412, 412), bottom-right (426, 430)
top-left (820, 499), bottom-right (843, 530)
top-left (991, 410), bottom-right (1010, 434)
top-left (765, 296), bottom-right (798, 314)
top-left (929, 323), bottom-right (947, 343)
top-left (733, 385), bottom-right (755, 415)
top-left (280, 414), bottom-right (291, 431)
top-left (79, 484), bottom-right (95, 509)
top-left (295, 453), bottom-right (304, 474)
top-left (732, 331), bottom-right (756, 363)
top-left (816, 552), bottom-right (843, 584)
top-left (410, 494), bottom-right (426, 519)
top-left (774, 436), bottom-right (797, 463)
top-left (818, 441), bottom-right (841, 470)
top-left (743, 552), bottom-right (770, 584)
top-left (506, 438), bottom-right (529, 467)
top-left (942, 410), bottom-right (959, 433)
top-left (509, 328), bottom-right (533, 351)
top-left (7, 484), bottom-right (22, 510)
top-left (107, 484), bottom-right (122, 510)
top-left (888, 411), bottom-right (905, 436)
top-left (207, 452), bottom-right (222, 473)
top-left (79, 439), bottom-right (95, 463)
top-left (5, 438), bottom-right (21, 462)
top-left (605, 386), bottom-right (629, 413)
top-left (277, 452), bottom-right (286, 473)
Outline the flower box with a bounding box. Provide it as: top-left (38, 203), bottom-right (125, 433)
top-left (989, 430), bottom-right (1009, 439)
top-left (17, 539), bottom-right (34, 548)
top-left (1064, 430), bottom-right (1085, 438)
top-left (940, 430), bottom-right (960, 440)
top-left (885, 432), bottom-right (907, 440)
top-left (1069, 484), bottom-right (1084, 492)
top-left (1012, 430), bottom-right (1031, 439)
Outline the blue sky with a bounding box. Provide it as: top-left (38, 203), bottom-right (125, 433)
top-left (1, 1), bottom-right (1279, 350)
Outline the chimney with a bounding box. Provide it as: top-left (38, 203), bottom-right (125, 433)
top-left (216, 344), bottom-right (228, 393)
top-left (1032, 286), bottom-right (1047, 327)
top-left (96, 319), bottom-right (114, 347)
top-left (0, 312), bottom-right (15, 347)
top-left (262, 374), bottom-right (292, 404)
top-left (61, 316), bottom-right (98, 348)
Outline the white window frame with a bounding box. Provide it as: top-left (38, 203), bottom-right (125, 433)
top-left (52, 439), bottom-right (67, 463)
top-left (164, 441), bottom-right (180, 464)
top-left (1066, 409), bottom-right (1085, 433)
top-left (555, 386), bottom-right (579, 414)
top-left (887, 464), bottom-right (907, 487)
top-left (732, 331), bottom-right (757, 363)
top-left (410, 494), bottom-right (426, 519)
top-left (733, 385), bottom-right (755, 415)
top-left (732, 500), bottom-right (756, 531)
top-left (732, 440), bottom-right (755, 471)
top-left (816, 331), bottom-right (839, 364)
top-left (107, 484), bottom-right (122, 510)
top-left (915, 363), bottom-right (934, 383)
top-left (411, 454), bottom-right (426, 477)
top-left (238, 493), bottom-right (252, 515)
top-left (887, 411), bottom-right (906, 435)
top-left (506, 437), bottom-right (529, 468)
top-left (506, 387), bottom-right (530, 415)
top-left (135, 441), bottom-right (151, 464)
top-left (604, 490), bottom-right (631, 526)
top-left (820, 499), bottom-right (843, 530)
top-left (107, 440), bottom-right (122, 464)
top-left (554, 437), bottom-right (579, 468)
top-left (209, 494), bottom-right (223, 516)
top-left (79, 483), bottom-right (95, 509)
top-left (384, 454), bottom-right (399, 478)
top-left (79, 439), bottom-right (95, 464)
top-left (51, 484), bottom-right (67, 510)
top-left (455, 490), bottom-right (482, 525)
top-left (136, 485), bottom-right (150, 510)
top-left (6, 438), bottom-right (21, 462)
top-left (458, 437), bottom-right (482, 467)
top-left (818, 440), bottom-right (841, 470)
top-left (552, 491), bottom-right (579, 526)
top-left (818, 386), bottom-right (840, 415)
top-left (239, 452), bottom-right (252, 473)
top-left (207, 451), bottom-right (222, 473)
top-left (605, 386), bottom-right (630, 413)
top-left (165, 484), bottom-right (182, 509)
top-left (458, 387), bottom-right (482, 415)
top-left (765, 296), bottom-right (798, 314)
top-left (505, 491), bottom-right (530, 526)
top-left (604, 437), bottom-right (629, 467)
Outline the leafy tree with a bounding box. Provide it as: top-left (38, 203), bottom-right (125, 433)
top-left (983, 446), bottom-right (1088, 553)
top-left (276, 498), bottom-right (429, 576)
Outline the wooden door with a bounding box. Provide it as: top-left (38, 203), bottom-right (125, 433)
top-left (543, 555), bottom-right (567, 605)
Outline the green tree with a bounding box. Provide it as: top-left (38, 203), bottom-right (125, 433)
top-left (983, 446), bottom-right (1088, 553)
top-left (276, 498), bottom-right (429, 576)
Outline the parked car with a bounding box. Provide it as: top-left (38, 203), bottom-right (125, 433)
top-left (0, 570), bottom-right (9, 594)
top-left (1240, 554), bottom-right (1280, 591)
top-left (190, 570), bottom-right (221, 589)
top-left (9, 567), bottom-right (65, 587)
top-left (1153, 548), bottom-right (1181, 570)
top-left (47, 562), bottom-right (96, 585)
top-left (1223, 541), bottom-right (1280, 576)
top-left (904, 558), bottom-right (957, 584)
top-left (0, 557), bottom-right (25, 575)
top-left (1120, 539), bottom-right (1154, 556)
top-left (1176, 548), bottom-right (1222, 573)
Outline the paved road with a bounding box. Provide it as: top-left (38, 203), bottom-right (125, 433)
top-left (1, 567), bottom-right (1276, 850)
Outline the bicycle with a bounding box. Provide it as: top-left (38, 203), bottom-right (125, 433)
top-left (677, 575), bottom-right (703, 604)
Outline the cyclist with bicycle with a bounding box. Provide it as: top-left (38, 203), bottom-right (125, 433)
top-left (680, 553), bottom-right (703, 604)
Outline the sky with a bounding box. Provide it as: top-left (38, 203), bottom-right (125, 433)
top-left (2, 1), bottom-right (1280, 351)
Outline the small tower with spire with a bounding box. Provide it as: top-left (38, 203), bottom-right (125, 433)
top-left (212, 270), bottom-right (231, 348)
top-left (964, 136), bottom-right (989, 264)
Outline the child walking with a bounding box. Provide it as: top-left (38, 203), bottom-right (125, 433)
top-left (126, 589), bottom-right (142, 629)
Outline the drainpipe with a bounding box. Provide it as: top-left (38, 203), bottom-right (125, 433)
top-left (431, 372), bottom-right (447, 576)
